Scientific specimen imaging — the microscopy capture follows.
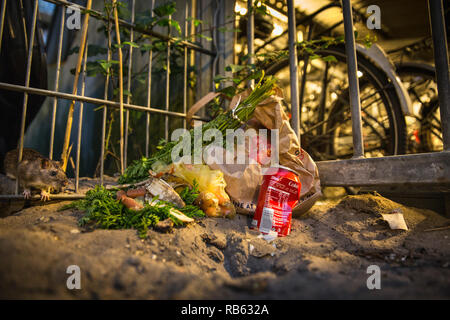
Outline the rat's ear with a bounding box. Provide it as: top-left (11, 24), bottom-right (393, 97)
top-left (41, 158), bottom-right (50, 169)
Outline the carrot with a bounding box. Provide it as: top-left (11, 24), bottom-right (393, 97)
top-left (120, 195), bottom-right (144, 211)
top-left (116, 190), bottom-right (126, 200)
top-left (126, 187), bottom-right (146, 198)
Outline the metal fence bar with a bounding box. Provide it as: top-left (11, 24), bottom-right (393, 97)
top-left (124, 0), bottom-right (135, 169)
top-left (145, 0), bottom-right (155, 157)
top-left (49, 7), bottom-right (65, 160)
top-left (0, 82), bottom-right (208, 120)
top-left (341, 0), bottom-right (364, 158)
top-left (298, 23), bottom-right (314, 133)
top-left (75, 41), bottom-right (89, 193)
top-left (428, 0), bottom-right (450, 151)
top-left (247, 0), bottom-right (254, 87)
top-left (0, 194), bottom-right (86, 200)
top-left (15, 0), bottom-right (39, 195)
top-left (165, 15), bottom-right (171, 141)
top-left (42, 0), bottom-right (216, 56)
top-left (0, 0), bottom-right (6, 55)
top-left (287, 0), bottom-right (300, 140)
top-left (183, 1), bottom-right (188, 130)
top-left (100, 17), bottom-right (112, 186)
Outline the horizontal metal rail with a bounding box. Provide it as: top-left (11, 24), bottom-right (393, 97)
top-left (0, 194), bottom-right (86, 200)
top-left (0, 82), bottom-right (209, 121)
top-left (317, 152), bottom-right (450, 187)
top-left (43, 0), bottom-right (216, 56)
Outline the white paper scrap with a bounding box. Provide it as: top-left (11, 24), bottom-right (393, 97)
top-left (381, 211), bottom-right (408, 230)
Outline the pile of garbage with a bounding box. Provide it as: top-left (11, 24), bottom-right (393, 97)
top-left (71, 76), bottom-right (322, 238)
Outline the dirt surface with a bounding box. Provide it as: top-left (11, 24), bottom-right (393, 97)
top-left (0, 192), bottom-right (449, 299)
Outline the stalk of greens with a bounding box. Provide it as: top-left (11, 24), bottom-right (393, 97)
top-left (119, 76), bottom-right (278, 184)
top-left (61, 183), bottom-right (204, 238)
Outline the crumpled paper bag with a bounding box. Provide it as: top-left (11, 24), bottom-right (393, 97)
top-left (205, 88), bottom-right (322, 216)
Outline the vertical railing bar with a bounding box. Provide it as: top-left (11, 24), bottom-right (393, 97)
top-left (317, 61), bottom-right (329, 135)
top-left (100, 19), bottom-right (113, 186)
top-left (145, 0), bottom-right (155, 157)
top-left (124, 0), bottom-right (135, 169)
top-left (15, 0), bottom-right (39, 195)
top-left (247, 0), bottom-right (255, 88)
top-left (188, 0), bottom-right (195, 114)
top-left (0, 0), bottom-right (7, 55)
top-left (341, 0), bottom-right (364, 158)
top-left (165, 14), bottom-right (171, 141)
top-left (75, 40), bottom-right (89, 193)
top-left (428, 0), bottom-right (450, 151)
top-left (211, 0), bottom-right (220, 92)
top-left (287, 0), bottom-right (300, 142)
top-left (183, 1), bottom-right (188, 129)
top-left (49, 7), bottom-right (66, 160)
top-left (298, 23), bottom-right (314, 128)
top-left (20, 1), bottom-right (29, 52)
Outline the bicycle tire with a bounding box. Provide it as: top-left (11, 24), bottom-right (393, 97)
top-left (395, 62), bottom-right (442, 152)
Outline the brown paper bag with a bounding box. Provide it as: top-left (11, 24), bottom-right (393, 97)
top-left (205, 89), bottom-right (322, 216)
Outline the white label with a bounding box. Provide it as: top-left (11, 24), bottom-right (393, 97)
top-left (259, 207), bottom-right (274, 233)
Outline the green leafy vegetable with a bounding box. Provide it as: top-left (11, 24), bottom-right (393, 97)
top-left (61, 184), bottom-right (204, 238)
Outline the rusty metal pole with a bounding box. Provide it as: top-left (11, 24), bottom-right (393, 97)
top-left (247, 0), bottom-right (254, 88)
top-left (287, 0), bottom-right (300, 141)
top-left (342, 0), bottom-right (364, 158)
top-left (428, 0), bottom-right (450, 151)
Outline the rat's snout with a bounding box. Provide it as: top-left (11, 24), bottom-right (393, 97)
top-left (60, 179), bottom-right (69, 189)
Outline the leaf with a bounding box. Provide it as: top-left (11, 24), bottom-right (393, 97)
top-left (305, 47), bottom-right (315, 54)
top-left (322, 55), bottom-right (338, 62)
top-left (123, 41), bottom-right (139, 48)
top-left (225, 64), bottom-right (245, 73)
top-left (218, 85), bottom-right (236, 98)
top-left (135, 10), bottom-right (158, 29)
top-left (153, 1), bottom-right (176, 17)
top-left (156, 18), bottom-right (181, 34)
top-left (213, 74), bottom-right (229, 83)
top-left (196, 33), bottom-right (212, 41)
top-left (187, 17), bottom-right (203, 27)
top-left (139, 43), bottom-right (154, 54)
top-left (169, 19), bottom-right (182, 34)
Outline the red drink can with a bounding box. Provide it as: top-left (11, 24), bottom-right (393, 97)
top-left (251, 166), bottom-right (301, 237)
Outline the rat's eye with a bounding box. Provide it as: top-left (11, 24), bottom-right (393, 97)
top-left (50, 171), bottom-right (57, 176)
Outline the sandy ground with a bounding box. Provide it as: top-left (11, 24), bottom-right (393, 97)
top-left (0, 190), bottom-right (449, 299)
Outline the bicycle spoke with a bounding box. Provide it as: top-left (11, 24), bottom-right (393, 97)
top-left (430, 128), bottom-right (443, 141)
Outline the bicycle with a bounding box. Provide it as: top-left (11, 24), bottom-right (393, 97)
top-left (259, 2), bottom-right (411, 162)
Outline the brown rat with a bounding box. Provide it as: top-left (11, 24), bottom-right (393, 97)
top-left (4, 148), bottom-right (69, 201)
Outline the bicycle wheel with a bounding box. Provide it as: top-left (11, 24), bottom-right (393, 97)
top-left (395, 62), bottom-right (443, 153)
top-left (266, 44), bottom-right (407, 160)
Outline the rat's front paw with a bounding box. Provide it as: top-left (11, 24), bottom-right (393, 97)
top-left (40, 190), bottom-right (51, 201)
top-left (23, 189), bottom-right (32, 199)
